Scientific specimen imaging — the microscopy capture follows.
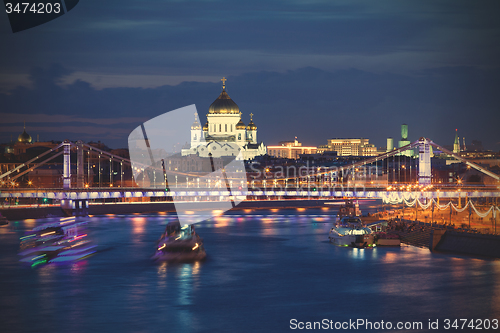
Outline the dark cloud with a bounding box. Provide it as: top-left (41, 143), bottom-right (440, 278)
top-left (28, 63), bottom-right (72, 86)
top-left (1, 1), bottom-right (499, 150)
top-left (1, 0), bottom-right (500, 77)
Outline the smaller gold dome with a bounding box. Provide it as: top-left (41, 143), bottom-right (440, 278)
top-left (246, 113), bottom-right (257, 130)
top-left (203, 121), bottom-right (209, 131)
top-left (247, 120), bottom-right (257, 130)
top-left (18, 128), bottom-right (32, 143)
top-left (191, 119), bottom-right (201, 130)
top-left (236, 118), bottom-right (246, 130)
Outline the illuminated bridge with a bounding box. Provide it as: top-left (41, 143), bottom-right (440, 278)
top-left (1, 138), bottom-right (499, 216)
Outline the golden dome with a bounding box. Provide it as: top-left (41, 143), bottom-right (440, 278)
top-left (246, 113), bottom-right (257, 130)
top-left (191, 118), bottom-right (201, 130)
top-left (203, 121), bottom-right (209, 131)
top-left (18, 126), bottom-right (32, 144)
top-left (246, 120), bottom-right (257, 131)
top-left (209, 78), bottom-right (239, 114)
top-left (236, 118), bottom-right (246, 130)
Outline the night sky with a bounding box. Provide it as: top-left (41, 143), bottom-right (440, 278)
top-left (1, 0), bottom-right (499, 150)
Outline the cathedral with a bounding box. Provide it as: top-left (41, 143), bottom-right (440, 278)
top-left (182, 78), bottom-right (266, 160)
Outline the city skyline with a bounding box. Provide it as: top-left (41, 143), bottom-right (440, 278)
top-left (1, 1), bottom-right (500, 150)
top-left (1, 71), bottom-right (496, 151)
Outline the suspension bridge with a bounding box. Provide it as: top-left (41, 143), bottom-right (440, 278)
top-left (0, 137), bottom-right (499, 217)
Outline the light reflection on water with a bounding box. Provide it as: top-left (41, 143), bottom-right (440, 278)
top-left (1, 208), bottom-right (500, 333)
top-left (131, 216), bottom-right (147, 235)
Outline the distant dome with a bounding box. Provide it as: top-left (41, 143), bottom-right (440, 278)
top-left (203, 121), bottom-right (209, 131)
top-left (18, 127), bottom-right (32, 144)
top-left (191, 118), bottom-right (201, 130)
top-left (246, 120), bottom-right (257, 131)
top-left (209, 79), bottom-right (239, 114)
top-left (247, 113), bottom-right (257, 130)
top-left (236, 118), bottom-right (246, 130)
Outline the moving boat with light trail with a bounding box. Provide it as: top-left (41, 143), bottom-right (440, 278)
top-left (18, 218), bottom-right (96, 267)
top-left (152, 221), bottom-right (206, 262)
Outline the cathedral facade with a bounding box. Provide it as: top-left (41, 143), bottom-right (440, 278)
top-left (182, 78), bottom-right (266, 160)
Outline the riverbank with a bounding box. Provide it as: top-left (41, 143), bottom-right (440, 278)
top-left (379, 217), bottom-right (500, 259)
top-left (376, 205), bottom-right (499, 235)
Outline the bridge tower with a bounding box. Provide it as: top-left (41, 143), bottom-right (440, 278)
top-left (76, 140), bottom-right (84, 188)
top-left (63, 140), bottom-right (71, 189)
top-left (418, 137), bottom-right (431, 185)
top-left (61, 140), bottom-right (72, 211)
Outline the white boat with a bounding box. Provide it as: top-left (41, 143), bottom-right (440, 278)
top-left (329, 217), bottom-right (375, 248)
top-left (152, 221), bottom-right (206, 262)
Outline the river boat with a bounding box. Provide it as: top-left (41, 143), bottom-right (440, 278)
top-left (329, 216), bottom-right (374, 248)
top-left (152, 221), bottom-right (206, 262)
top-left (18, 219), bottom-right (95, 267)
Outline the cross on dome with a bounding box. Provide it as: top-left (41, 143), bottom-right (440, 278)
top-left (221, 77), bottom-right (227, 90)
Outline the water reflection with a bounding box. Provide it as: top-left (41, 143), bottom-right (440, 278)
top-left (178, 264), bottom-right (194, 306)
top-left (213, 216), bottom-right (231, 228)
top-left (349, 247), bottom-right (365, 260)
top-left (131, 217), bottom-right (146, 235)
top-left (491, 263), bottom-right (500, 314)
top-left (24, 219), bottom-right (37, 229)
top-left (156, 260), bottom-right (202, 307)
top-left (2, 208), bottom-right (500, 332)
top-left (70, 260), bottom-right (87, 275)
top-left (166, 261), bottom-right (202, 331)
top-left (382, 251), bottom-right (398, 263)
top-left (37, 264), bottom-right (56, 314)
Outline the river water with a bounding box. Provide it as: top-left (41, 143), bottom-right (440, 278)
top-left (1, 207), bottom-right (500, 333)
